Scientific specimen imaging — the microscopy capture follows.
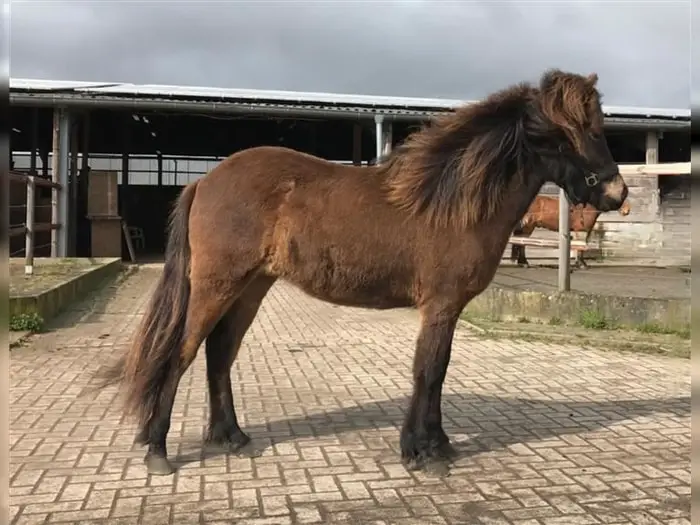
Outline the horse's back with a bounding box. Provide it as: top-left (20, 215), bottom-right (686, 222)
top-left (190, 145), bottom-right (360, 219)
top-left (222, 145), bottom-right (357, 182)
top-left (185, 145), bottom-right (417, 307)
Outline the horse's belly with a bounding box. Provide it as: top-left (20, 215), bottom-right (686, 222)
top-left (291, 276), bottom-right (414, 309)
top-left (265, 232), bottom-right (414, 309)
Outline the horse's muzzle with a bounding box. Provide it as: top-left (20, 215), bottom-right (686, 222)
top-left (595, 174), bottom-right (629, 212)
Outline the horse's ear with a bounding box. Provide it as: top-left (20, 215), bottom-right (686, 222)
top-left (586, 73), bottom-right (598, 86)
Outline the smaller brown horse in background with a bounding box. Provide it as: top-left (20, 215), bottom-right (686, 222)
top-left (510, 195), bottom-right (631, 268)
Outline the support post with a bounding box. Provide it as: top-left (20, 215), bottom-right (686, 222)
top-left (645, 130), bottom-right (659, 165)
top-left (352, 123), bottom-right (362, 166)
top-left (80, 112), bottom-right (90, 173)
top-left (374, 115), bottom-right (393, 162)
top-left (557, 188), bottom-right (571, 291)
top-left (78, 111), bottom-right (91, 258)
top-left (646, 131), bottom-right (660, 213)
top-left (50, 111), bottom-right (60, 256)
top-left (40, 148), bottom-right (49, 178)
top-left (69, 119), bottom-right (79, 256)
top-left (157, 152), bottom-right (163, 186)
top-left (79, 112), bottom-right (91, 187)
top-left (382, 121), bottom-right (393, 157)
top-left (29, 107), bottom-right (38, 176)
top-left (122, 113), bottom-right (131, 186)
top-left (25, 176), bottom-right (35, 275)
top-left (51, 107), bottom-right (71, 258)
top-left (374, 115), bottom-right (384, 163)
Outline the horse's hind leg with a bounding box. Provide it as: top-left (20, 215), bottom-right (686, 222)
top-left (574, 233), bottom-right (591, 270)
top-left (141, 278), bottom-right (244, 475)
top-left (517, 246), bottom-right (530, 268)
top-left (205, 276), bottom-right (275, 455)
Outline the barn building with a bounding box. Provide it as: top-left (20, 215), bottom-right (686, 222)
top-left (9, 78), bottom-right (690, 266)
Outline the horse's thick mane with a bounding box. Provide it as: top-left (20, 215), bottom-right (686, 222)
top-left (378, 69), bottom-right (600, 230)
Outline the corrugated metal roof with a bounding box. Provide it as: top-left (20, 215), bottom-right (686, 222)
top-left (9, 77), bottom-right (691, 120)
top-left (10, 79), bottom-right (116, 91)
top-left (9, 78), bottom-right (465, 111)
top-left (86, 83), bottom-right (469, 110)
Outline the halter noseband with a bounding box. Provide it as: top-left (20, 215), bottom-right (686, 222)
top-left (557, 142), bottom-right (601, 187)
top-left (584, 173), bottom-right (600, 187)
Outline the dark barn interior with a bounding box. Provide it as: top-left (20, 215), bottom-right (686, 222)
top-left (9, 104), bottom-right (690, 260)
top-left (9, 105), bottom-right (418, 258)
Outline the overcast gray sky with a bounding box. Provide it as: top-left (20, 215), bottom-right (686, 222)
top-left (10, 1), bottom-right (690, 108)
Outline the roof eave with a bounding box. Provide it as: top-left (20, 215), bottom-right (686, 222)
top-left (9, 91), bottom-right (691, 130)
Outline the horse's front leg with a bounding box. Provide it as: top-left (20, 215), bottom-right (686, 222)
top-left (400, 305), bottom-right (461, 472)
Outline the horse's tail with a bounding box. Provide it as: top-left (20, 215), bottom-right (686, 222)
top-left (97, 180), bottom-right (199, 428)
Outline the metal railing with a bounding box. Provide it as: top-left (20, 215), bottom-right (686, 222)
top-left (11, 151), bottom-right (368, 186)
top-left (9, 171), bottom-right (64, 275)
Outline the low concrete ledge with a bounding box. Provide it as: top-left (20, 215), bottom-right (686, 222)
top-left (465, 285), bottom-right (689, 332)
top-left (10, 258), bottom-right (123, 322)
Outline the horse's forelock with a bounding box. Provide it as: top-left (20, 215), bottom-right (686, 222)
top-left (538, 69), bottom-right (602, 152)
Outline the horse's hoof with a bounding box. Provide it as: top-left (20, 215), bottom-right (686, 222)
top-left (236, 441), bottom-right (264, 459)
top-left (400, 431), bottom-right (457, 477)
top-left (402, 454), bottom-right (452, 477)
top-left (205, 430), bottom-right (263, 458)
top-left (423, 458), bottom-right (451, 477)
top-left (144, 454), bottom-right (175, 476)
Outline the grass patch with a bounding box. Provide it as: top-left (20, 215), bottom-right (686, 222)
top-left (460, 308), bottom-right (689, 358)
top-left (462, 320), bottom-right (689, 359)
top-left (460, 309), bottom-right (501, 323)
top-left (9, 312), bottom-right (44, 333)
top-left (578, 309), bottom-right (612, 330)
top-left (636, 322), bottom-right (690, 339)
top-left (677, 328), bottom-right (691, 339)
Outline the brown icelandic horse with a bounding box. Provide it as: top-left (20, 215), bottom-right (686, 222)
top-left (97, 69), bottom-right (628, 476)
top-left (510, 195), bottom-right (631, 268)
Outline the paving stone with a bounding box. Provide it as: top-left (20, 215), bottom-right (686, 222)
top-left (10, 265), bottom-right (690, 524)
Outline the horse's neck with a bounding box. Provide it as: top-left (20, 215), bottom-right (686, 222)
top-left (501, 177), bottom-right (546, 233)
top-left (473, 179), bottom-right (544, 245)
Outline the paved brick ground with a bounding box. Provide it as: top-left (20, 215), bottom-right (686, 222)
top-left (10, 266), bottom-right (690, 525)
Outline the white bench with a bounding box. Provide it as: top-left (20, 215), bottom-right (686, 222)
top-left (507, 236), bottom-right (591, 253)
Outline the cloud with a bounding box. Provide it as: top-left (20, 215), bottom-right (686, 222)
top-left (10, 1), bottom-right (690, 108)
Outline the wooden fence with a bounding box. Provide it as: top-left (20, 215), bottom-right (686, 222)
top-left (9, 171), bottom-right (64, 275)
top-left (617, 162), bottom-right (689, 176)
